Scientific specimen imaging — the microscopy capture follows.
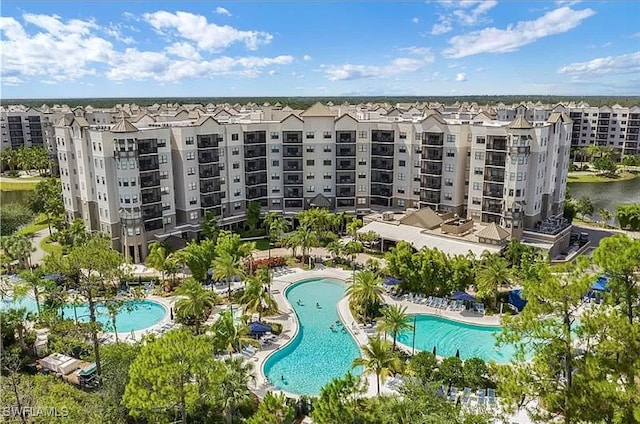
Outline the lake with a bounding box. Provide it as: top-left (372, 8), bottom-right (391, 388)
top-left (0, 189), bottom-right (32, 205)
top-left (568, 177), bottom-right (640, 222)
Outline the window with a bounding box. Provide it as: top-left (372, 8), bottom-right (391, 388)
top-left (233, 175), bottom-right (241, 183)
top-left (130, 178), bottom-right (136, 186)
top-left (476, 136), bottom-right (485, 144)
top-left (358, 159), bottom-right (367, 166)
top-left (358, 144), bottom-right (367, 152)
top-left (324, 172), bottom-right (332, 180)
top-left (231, 134), bottom-right (239, 141)
top-left (358, 198), bottom-right (366, 205)
top-left (159, 154), bottom-right (168, 164)
top-left (323, 145), bottom-right (332, 152)
top-left (234, 189), bottom-right (241, 197)
top-left (415, 132), bottom-right (422, 141)
top-left (272, 160), bottom-right (280, 167)
top-left (232, 148), bottom-right (239, 155)
top-left (187, 167), bottom-right (195, 176)
top-left (163, 202), bottom-right (171, 210)
top-left (270, 132), bottom-right (279, 139)
top-left (271, 174), bottom-right (280, 180)
top-left (398, 187), bottom-right (405, 194)
top-left (446, 149), bottom-right (455, 157)
top-left (219, 149), bottom-right (224, 156)
top-left (219, 163), bottom-right (225, 170)
top-left (189, 197), bottom-right (198, 205)
top-left (472, 197), bottom-right (481, 205)
top-left (323, 131), bottom-right (332, 139)
top-left (472, 181), bottom-right (481, 190)
top-left (399, 132), bottom-right (407, 139)
top-left (123, 179), bottom-right (129, 187)
top-left (186, 152), bottom-right (195, 160)
top-left (163, 217), bottom-right (172, 225)
top-left (510, 172), bottom-right (515, 181)
top-left (443, 193), bottom-right (453, 201)
top-left (307, 159), bottom-right (315, 166)
top-left (358, 131), bottom-right (367, 139)
top-left (447, 134), bottom-right (456, 143)
top-left (159, 186), bottom-right (169, 195)
top-left (306, 186), bottom-right (315, 193)
top-left (272, 199), bottom-right (281, 205)
top-left (323, 160), bottom-right (332, 166)
top-left (517, 172), bottom-right (524, 181)
top-left (399, 146), bottom-right (406, 153)
top-left (306, 132), bottom-right (315, 139)
top-left (307, 173), bottom-right (315, 180)
top-left (306, 146), bottom-right (315, 153)
top-left (185, 137), bottom-right (194, 145)
top-left (398, 173), bottom-right (406, 181)
top-left (158, 139), bottom-right (166, 148)
top-left (323, 185), bottom-right (331, 193)
top-left (271, 187), bottom-right (280, 193)
top-left (189, 211), bottom-right (199, 220)
top-left (271, 146), bottom-right (280, 153)
top-left (234, 202), bottom-right (242, 210)
top-left (233, 162), bottom-right (240, 169)
top-left (474, 167), bottom-right (483, 175)
top-left (358, 185), bottom-right (366, 192)
top-left (188, 182), bottom-right (196, 190)
top-left (445, 164), bottom-right (454, 172)
top-left (398, 160), bottom-right (406, 167)
top-left (474, 151), bottom-right (485, 160)
top-left (358, 172), bottom-right (366, 179)
top-left (124, 195), bottom-right (131, 204)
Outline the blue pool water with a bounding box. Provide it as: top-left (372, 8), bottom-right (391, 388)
top-left (1, 296), bottom-right (166, 333)
top-left (263, 278), bottom-right (362, 395)
top-left (396, 315), bottom-right (518, 363)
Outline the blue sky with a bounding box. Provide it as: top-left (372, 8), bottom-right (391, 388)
top-left (1, 1), bottom-right (638, 98)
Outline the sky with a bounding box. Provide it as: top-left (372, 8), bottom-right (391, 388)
top-left (1, 1), bottom-right (639, 98)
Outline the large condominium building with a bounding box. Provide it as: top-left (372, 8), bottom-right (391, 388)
top-left (1, 105), bottom-right (50, 150)
top-left (52, 102), bottom-right (573, 262)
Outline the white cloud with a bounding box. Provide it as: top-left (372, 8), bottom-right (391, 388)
top-left (443, 6), bottom-right (595, 58)
top-left (455, 72), bottom-right (467, 81)
top-left (558, 51), bottom-right (640, 76)
top-left (399, 46), bottom-right (433, 57)
top-left (412, 17), bottom-right (420, 24)
top-left (555, 0), bottom-right (582, 5)
top-left (452, 0), bottom-right (497, 25)
top-left (215, 7), bottom-right (232, 17)
top-left (431, 19), bottom-right (452, 35)
top-left (105, 23), bottom-right (135, 44)
top-left (2, 76), bottom-right (23, 86)
top-left (165, 42), bottom-right (201, 60)
top-left (303, 54), bottom-right (312, 62)
top-left (268, 70), bottom-right (278, 76)
top-left (324, 54), bottom-right (434, 81)
top-left (143, 11), bottom-right (273, 52)
top-left (475, 66), bottom-right (486, 72)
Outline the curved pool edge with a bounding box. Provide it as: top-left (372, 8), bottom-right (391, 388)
top-left (107, 296), bottom-right (173, 339)
top-left (252, 268), bottom-right (357, 399)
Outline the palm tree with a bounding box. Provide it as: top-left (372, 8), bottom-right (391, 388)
top-left (212, 310), bottom-right (259, 358)
top-left (175, 238), bottom-right (216, 282)
top-left (377, 304), bottom-right (413, 348)
top-left (352, 337), bottom-right (401, 395)
top-left (598, 208), bottom-right (613, 228)
top-left (18, 269), bottom-right (46, 314)
top-left (346, 270), bottom-right (383, 323)
top-left (220, 357), bottom-right (255, 424)
top-left (264, 213), bottom-right (289, 257)
top-left (326, 241), bottom-right (343, 262)
top-left (475, 253), bottom-right (511, 309)
top-left (239, 267), bottom-right (278, 320)
top-left (293, 224), bottom-right (319, 265)
top-left (4, 308), bottom-right (32, 351)
top-left (346, 218), bottom-right (363, 241)
top-left (145, 241), bottom-right (168, 286)
top-left (174, 278), bottom-right (218, 334)
top-left (212, 253), bottom-right (243, 312)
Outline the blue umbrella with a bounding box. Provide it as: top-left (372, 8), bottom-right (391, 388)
top-left (383, 277), bottom-right (402, 286)
top-left (451, 291), bottom-right (476, 301)
top-left (591, 276), bottom-right (609, 292)
top-left (248, 321), bottom-right (272, 334)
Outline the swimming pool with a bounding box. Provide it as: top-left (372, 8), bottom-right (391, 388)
top-left (263, 278), bottom-right (362, 395)
top-left (395, 314), bottom-right (518, 363)
top-left (1, 296), bottom-right (167, 333)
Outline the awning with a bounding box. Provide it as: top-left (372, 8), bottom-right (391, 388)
top-left (591, 276), bottom-right (609, 292)
top-left (451, 291), bottom-right (476, 301)
top-left (248, 321), bottom-right (272, 334)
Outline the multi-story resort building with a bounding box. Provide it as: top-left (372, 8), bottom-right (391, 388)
top-left (44, 101), bottom-right (577, 262)
top-left (1, 105), bottom-right (52, 150)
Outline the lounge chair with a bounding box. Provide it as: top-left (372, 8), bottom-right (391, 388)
top-left (448, 387), bottom-right (459, 402)
top-left (475, 303), bottom-right (485, 315)
top-left (462, 387), bottom-right (472, 405)
top-left (476, 389), bottom-right (486, 406)
top-left (487, 388), bottom-right (497, 407)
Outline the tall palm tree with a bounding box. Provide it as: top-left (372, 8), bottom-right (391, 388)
top-left (326, 241), bottom-right (343, 261)
top-left (212, 253), bottom-right (243, 312)
top-left (346, 270), bottom-right (383, 323)
top-left (4, 307), bottom-right (32, 351)
top-left (346, 218), bottom-right (363, 240)
top-left (18, 268), bottom-right (46, 314)
top-left (175, 238), bottom-right (216, 282)
top-left (174, 278), bottom-right (218, 334)
top-left (598, 208), bottom-right (613, 228)
top-left (475, 253), bottom-right (511, 309)
top-left (377, 304), bottom-right (413, 348)
top-left (212, 310), bottom-right (259, 358)
top-left (352, 337), bottom-right (401, 395)
top-left (239, 267), bottom-right (277, 320)
top-left (145, 241), bottom-right (168, 286)
top-left (293, 224), bottom-right (319, 265)
top-left (220, 357), bottom-right (255, 424)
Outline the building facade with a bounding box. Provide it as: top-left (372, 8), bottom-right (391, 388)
top-left (50, 101), bottom-right (573, 261)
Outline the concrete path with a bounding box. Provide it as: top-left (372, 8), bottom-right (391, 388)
top-left (29, 228), bottom-right (51, 265)
top-left (253, 246), bottom-right (386, 268)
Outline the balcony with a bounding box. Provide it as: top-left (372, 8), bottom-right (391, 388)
top-left (420, 191), bottom-right (440, 204)
top-left (144, 219), bottom-right (163, 232)
top-left (371, 131), bottom-right (394, 143)
top-left (200, 180), bottom-right (221, 193)
top-left (197, 135), bottom-right (220, 149)
top-left (371, 158), bottom-right (393, 170)
top-left (246, 173), bottom-right (267, 185)
top-left (138, 140), bottom-right (158, 155)
top-left (198, 151), bottom-right (218, 164)
top-left (508, 146), bottom-right (530, 155)
top-left (284, 175), bottom-right (302, 185)
top-left (421, 163), bottom-right (442, 175)
top-left (482, 202), bottom-right (502, 214)
top-left (139, 157), bottom-right (159, 172)
top-left (337, 187), bottom-right (355, 197)
top-left (336, 146), bottom-right (356, 157)
top-left (201, 194), bottom-right (220, 208)
top-left (336, 172), bottom-right (355, 184)
top-left (244, 146), bottom-right (266, 158)
top-left (284, 187), bottom-right (303, 198)
top-left (247, 186), bottom-right (268, 199)
top-left (246, 159), bottom-right (267, 172)
top-left (141, 188), bottom-right (161, 204)
top-left (484, 172), bottom-right (505, 182)
top-left (285, 199), bottom-right (303, 208)
top-left (487, 139), bottom-right (507, 151)
top-left (423, 134), bottom-right (443, 146)
top-left (371, 171), bottom-right (393, 184)
top-left (336, 131), bottom-right (356, 143)
top-left (114, 149), bottom-right (137, 159)
top-left (283, 132), bottom-right (302, 143)
top-left (371, 187), bottom-right (392, 197)
top-left (244, 131), bottom-right (267, 144)
top-left (337, 199), bottom-right (355, 207)
top-left (283, 147), bottom-right (303, 157)
top-left (371, 146), bottom-right (394, 157)
top-left (199, 164), bottom-right (220, 179)
top-left (140, 174), bottom-right (160, 188)
top-left (337, 159), bottom-right (355, 170)
top-left (142, 204), bottom-right (163, 220)
top-left (422, 176), bottom-right (441, 189)
top-left (483, 190), bottom-right (502, 199)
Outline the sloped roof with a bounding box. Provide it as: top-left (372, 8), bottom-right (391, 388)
top-left (476, 223), bottom-right (510, 241)
top-left (194, 116), bottom-right (219, 126)
top-left (55, 114), bottom-right (74, 127)
top-left (308, 193), bottom-right (331, 208)
top-left (111, 118), bottom-right (138, 133)
top-left (508, 116), bottom-right (533, 129)
top-left (300, 102), bottom-right (336, 117)
top-left (400, 207), bottom-right (443, 230)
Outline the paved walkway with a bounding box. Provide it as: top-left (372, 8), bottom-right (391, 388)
top-left (29, 228), bottom-right (51, 265)
top-left (253, 246), bottom-right (386, 268)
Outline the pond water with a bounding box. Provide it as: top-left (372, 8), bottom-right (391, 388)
top-left (567, 177), bottom-right (640, 223)
top-left (0, 189), bottom-right (32, 205)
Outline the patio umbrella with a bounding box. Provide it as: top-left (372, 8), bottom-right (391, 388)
top-left (591, 276), bottom-right (609, 292)
top-left (383, 277), bottom-right (402, 286)
top-left (451, 291), bottom-right (476, 301)
top-left (248, 321), bottom-right (272, 335)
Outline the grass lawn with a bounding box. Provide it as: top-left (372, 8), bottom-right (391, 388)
top-left (40, 235), bottom-right (62, 255)
top-left (253, 238), bottom-right (271, 251)
top-left (567, 171), bottom-right (639, 184)
top-left (0, 180), bottom-right (40, 191)
top-left (17, 214), bottom-right (50, 236)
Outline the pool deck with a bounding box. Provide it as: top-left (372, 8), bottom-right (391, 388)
top-left (248, 267), bottom-right (505, 398)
